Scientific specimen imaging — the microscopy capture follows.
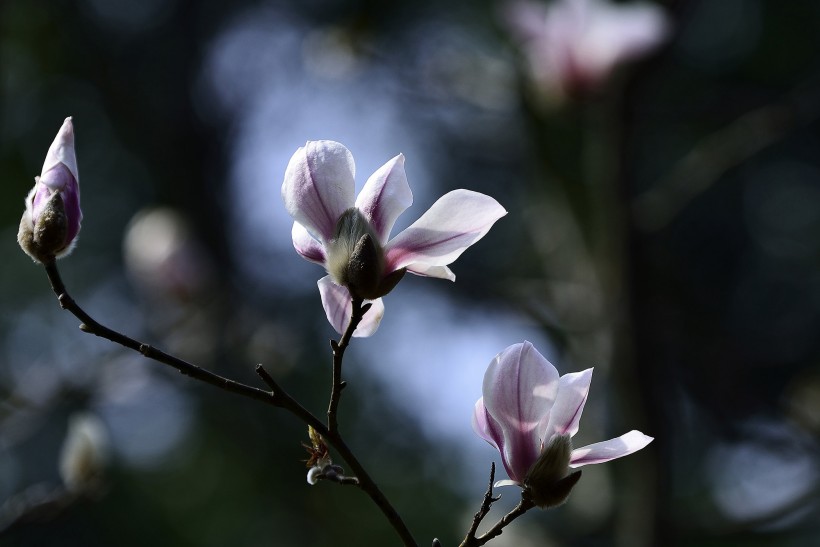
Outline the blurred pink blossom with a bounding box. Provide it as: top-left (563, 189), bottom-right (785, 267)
top-left (504, 0), bottom-right (669, 102)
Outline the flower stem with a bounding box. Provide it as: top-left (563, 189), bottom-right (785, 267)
top-left (41, 261), bottom-right (418, 547)
top-left (327, 298), bottom-right (367, 434)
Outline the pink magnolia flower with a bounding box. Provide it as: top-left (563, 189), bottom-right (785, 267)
top-left (18, 117), bottom-right (83, 262)
top-left (282, 141), bottom-right (506, 337)
top-left (473, 341), bottom-right (653, 507)
top-left (504, 0), bottom-right (669, 102)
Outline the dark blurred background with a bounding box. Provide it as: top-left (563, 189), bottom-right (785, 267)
top-left (2, 0), bottom-right (820, 545)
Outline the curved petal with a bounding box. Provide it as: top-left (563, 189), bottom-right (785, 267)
top-left (292, 222), bottom-right (326, 265)
top-left (356, 298), bottom-right (385, 337)
top-left (482, 341), bottom-right (559, 483)
top-left (355, 154), bottom-right (413, 244)
top-left (317, 276), bottom-right (384, 337)
top-left (402, 264), bottom-right (455, 281)
top-left (58, 167), bottom-right (82, 247)
top-left (384, 190), bottom-right (506, 277)
top-left (569, 430), bottom-right (653, 468)
top-left (471, 398), bottom-right (500, 450)
top-left (41, 117), bottom-right (79, 188)
top-left (542, 368), bottom-right (593, 440)
top-left (282, 141), bottom-right (355, 242)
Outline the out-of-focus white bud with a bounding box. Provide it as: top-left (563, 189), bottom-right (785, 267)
top-left (307, 466), bottom-right (323, 485)
top-left (123, 207), bottom-right (214, 300)
top-left (59, 412), bottom-right (110, 493)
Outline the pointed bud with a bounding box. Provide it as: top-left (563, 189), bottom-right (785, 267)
top-left (523, 434), bottom-right (581, 508)
top-left (326, 207), bottom-right (391, 300)
top-left (18, 117), bottom-right (82, 263)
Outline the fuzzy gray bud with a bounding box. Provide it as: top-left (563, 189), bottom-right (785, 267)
top-left (523, 434), bottom-right (582, 508)
top-left (326, 207), bottom-right (406, 300)
top-left (18, 190), bottom-right (69, 263)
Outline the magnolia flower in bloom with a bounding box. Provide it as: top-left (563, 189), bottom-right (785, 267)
top-left (282, 140), bottom-right (506, 336)
top-left (18, 117), bottom-right (83, 263)
top-left (472, 341), bottom-right (653, 507)
top-left (504, 0), bottom-right (669, 102)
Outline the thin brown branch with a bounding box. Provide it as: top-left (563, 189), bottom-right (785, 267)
top-left (327, 298), bottom-right (369, 433)
top-left (459, 463), bottom-right (501, 547)
top-left (44, 260), bottom-right (279, 406)
top-left (473, 497), bottom-right (535, 546)
top-left (459, 465), bottom-right (535, 547)
top-left (42, 261), bottom-right (418, 547)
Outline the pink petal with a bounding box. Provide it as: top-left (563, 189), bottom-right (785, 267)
top-left (292, 222), bottom-right (326, 265)
top-left (32, 117), bottom-right (82, 254)
top-left (471, 398), bottom-right (500, 450)
top-left (41, 117), bottom-right (79, 189)
top-left (282, 141), bottom-right (355, 242)
top-left (473, 398), bottom-right (526, 484)
top-left (384, 190), bottom-right (506, 278)
top-left (542, 368), bottom-right (593, 440)
top-left (482, 341), bottom-right (559, 482)
top-left (317, 276), bottom-right (384, 337)
top-left (354, 154), bottom-right (413, 244)
top-left (581, 0), bottom-right (669, 74)
top-left (58, 169), bottom-right (82, 252)
top-left (569, 430), bottom-right (653, 467)
top-left (503, 0), bottom-right (551, 42)
top-left (400, 264), bottom-right (455, 281)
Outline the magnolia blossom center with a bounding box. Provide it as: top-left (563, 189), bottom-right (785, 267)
top-left (326, 207), bottom-right (387, 300)
top-left (523, 434), bottom-right (579, 508)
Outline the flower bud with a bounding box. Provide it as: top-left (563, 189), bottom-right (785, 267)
top-left (327, 207), bottom-right (402, 300)
top-left (18, 117), bottom-right (82, 263)
top-left (59, 412), bottom-right (109, 493)
top-left (523, 434), bottom-right (582, 508)
top-left (307, 466), bottom-right (324, 485)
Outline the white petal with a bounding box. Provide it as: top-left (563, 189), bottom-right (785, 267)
top-left (400, 264), bottom-right (455, 281)
top-left (356, 299), bottom-right (385, 337)
top-left (542, 368), bottom-right (593, 440)
top-left (384, 189), bottom-right (506, 276)
top-left (317, 276), bottom-right (384, 337)
top-left (355, 154), bottom-right (413, 244)
top-left (482, 341), bottom-right (559, 483)
top-left (580, 0), bottom-right (669, 77)
top-left (282, 141), bottom-right (355, 242)
top-left (569, 430), bottom-right (653, 467)
top-left (472, 398), bottom-right (500, 450)
top-left (292, 222), bottom-right (326, 265)
top-left (41, 117), bottom-right (79, 188)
